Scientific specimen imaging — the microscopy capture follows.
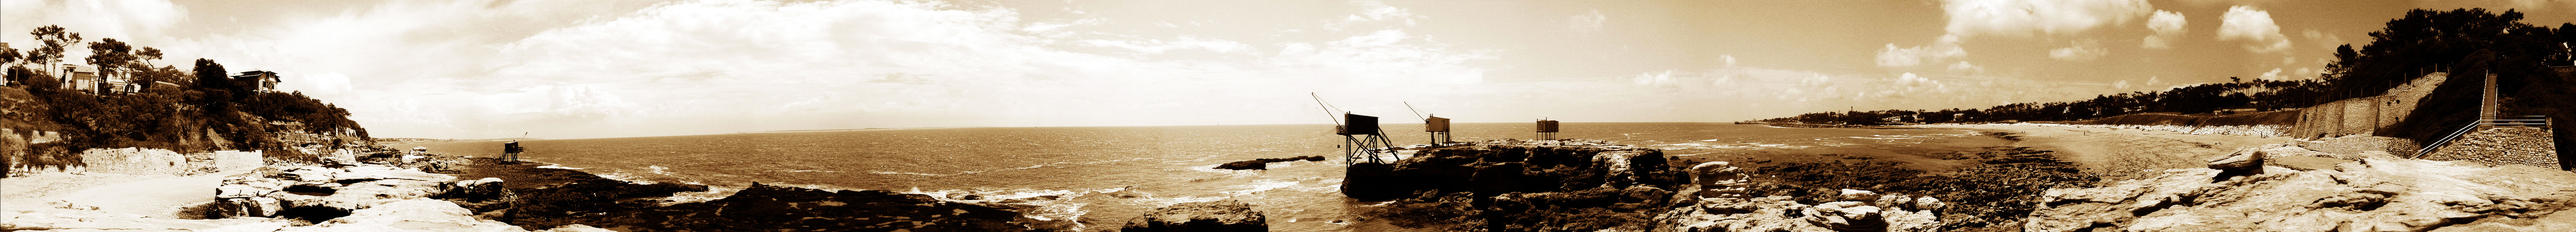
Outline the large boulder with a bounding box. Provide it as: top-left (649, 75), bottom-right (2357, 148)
top-left (2205, 148), bottom-right (2265, 181)
top-left (1121, 200), bottom-right (1267, 232)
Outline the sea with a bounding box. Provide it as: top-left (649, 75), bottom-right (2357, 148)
top-left (407, 122), bottom-right (2006, 232)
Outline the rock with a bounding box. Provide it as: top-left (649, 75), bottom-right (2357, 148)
top-left (1121, 200), bottom-right (1267, 232)
top-left (1216, 156), bottom-right (1330, 170)
top-left (1693, 161), bottom-right (1752, 199)
top-left (2023, 145), bottom-right (2576, 232)
top-left (1349, 142), bottom-right (1689, 232)
top-left (1805, 201), bottom-right (1885, 231)
top-left (1, 207), bottom-right (297, 231)
top-left (209, 162), bottom-right (473, 223)
top-left (2206, 148), bottom-right (2265, 181)
top-left (1837, 189), bottom-right (1879, 202)
top-left (1875, 194), bottom-right (1913, 211)
top-left (277, 199), bottom-right (528, 232)
top-left (1216, 160), bottom-right (1267, 170)
top-left (619, 182), bottom-right (1053, 232)
top-left (1912, 196), bottom-right (1944, 213)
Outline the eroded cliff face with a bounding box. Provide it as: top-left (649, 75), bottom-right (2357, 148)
top-left (2024, 149), bottom-right (2576, 232)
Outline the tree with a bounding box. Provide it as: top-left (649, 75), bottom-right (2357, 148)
top-left (86, 38), bottom-right (136, 93)
top-left (30, 25), bottom-right (80, 77)
top-left (191, 58), bottom-right (234, 109)
top-left (135, 47), bottom-right (162, 65)
top-left (0, 42), bottom-right (19, 64)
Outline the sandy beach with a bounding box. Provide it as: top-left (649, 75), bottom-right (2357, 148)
top-left (1928, 124), bottom-right (2300, 179)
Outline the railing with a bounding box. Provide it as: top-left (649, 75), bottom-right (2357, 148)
top-left (2413, 121), bottom-right (2485, 159)
top-left (2413, 116), bottom-right (2554, 159)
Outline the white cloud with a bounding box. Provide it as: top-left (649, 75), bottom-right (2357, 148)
top-left (1569, 9), bottom-right (1607, 33)
top-left (2048, 39), bottom-right (2107, 61)
top-left (0, 0), bottom-right (187, 45)
top-left (1947, 61), bottom-right (1984, 73)
top-left (1939, 0), bottom-right (2154, 38)
top-left (2142, 10), bottom-right (2187, 49)
top-left (2256, 68), bottom-right (2285, 80)
top-left (1325, 0), bottom-right (1420, 31)
top-left (1078, 36), bottom-right (1256, 55)
top-left (2217, 6), bottom-right (2291, 53)
top-left (1877, 34), bottom-right (1966, 67)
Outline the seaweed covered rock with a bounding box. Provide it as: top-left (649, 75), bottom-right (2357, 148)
top-left (1120, 200), bottom-right (1267, 232)
top-left (623, 182), bottom-right (1052, 232)
top-left (1215, 155), bottom-right (1325, 170)
top-left (435, 157), bottom-right (709, 229)
top-left (1344, 142), bottom-right (1683, 201)
top-left (1352, 141), bottom-right (1689, 232)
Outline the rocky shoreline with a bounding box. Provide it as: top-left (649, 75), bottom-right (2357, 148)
top-left (8, 148), bottom-right (1091, 232)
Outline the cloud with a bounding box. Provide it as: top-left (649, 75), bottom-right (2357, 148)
top-left (1877, 34), bottom-right (1966, 67)
top-left (2142, 10), bottom-right (2187, 49)
top-left (2217, 6), bottom-right (2290, 52)
top-left (1938, 0), bottom-right (2154, 38)
top-left (1569, 9), bottom-right (1606, 33)
top-left (1325, 0), bottom-right (1420, 31)
top-left (1078, 36), bottom-right (1256, 55)
top-left (2257, 68), bottom-right (2285, 80)
top-left (2048, 39), bottom-right (2107, 61)
top-left (0, 0), bottom-right (188, 45)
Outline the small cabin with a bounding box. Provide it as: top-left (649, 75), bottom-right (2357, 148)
top-left (1339, 114), bottom-right (1380, 135)
top-left (232, 71), bottom-right (283, 93)
top-left (1425, 116), bottom-right (1450, 132)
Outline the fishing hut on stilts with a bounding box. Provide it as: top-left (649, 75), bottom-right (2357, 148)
top-left (502, 132), bottom-right (528, 163)
top-left (1535, 119), bottom-right (1561, 141)
top-left (1314, 94), bottom-right (1404, 164)
top-left (1405, 102), bottom-right (1452, 146)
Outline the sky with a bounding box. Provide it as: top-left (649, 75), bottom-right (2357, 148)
top-left (5, 0), bottom-right (2575, 139)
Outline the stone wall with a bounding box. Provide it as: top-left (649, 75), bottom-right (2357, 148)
top-left (4, 129), bottom-right (63, 144)
top-left (2017, 123), bottom-right (2288, 137)
top-left (81, 148), bottom-right (187, 175)
top-left (213, 150), bottom-right (262, 173)
top-left (2419, 127), bottom-right (2562, 169)
top-left (2294, 135), bottom-right (2421, 160)
top-left (2290, 73), bottom-right (2448, 139)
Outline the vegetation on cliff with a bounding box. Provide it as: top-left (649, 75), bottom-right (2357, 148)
top-left (2, 24), bottom-right (370, 173)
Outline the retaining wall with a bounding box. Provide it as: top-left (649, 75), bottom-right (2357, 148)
top-left (80, 148), bottom-right (187, 175)
top-left (4, 129), bottom-right (62, 144)
top-left (213, 150), bottom-right (262, 173)
top-left (2290, 73), bottom-right (2448, 139)
top-left (2419, 127), bottom-right (2562, 169)
top-left (2295, 135), bottom-right (2421, 160)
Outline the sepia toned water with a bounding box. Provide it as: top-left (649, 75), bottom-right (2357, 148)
top-left (409, 122), bottom-right (2000, 231)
